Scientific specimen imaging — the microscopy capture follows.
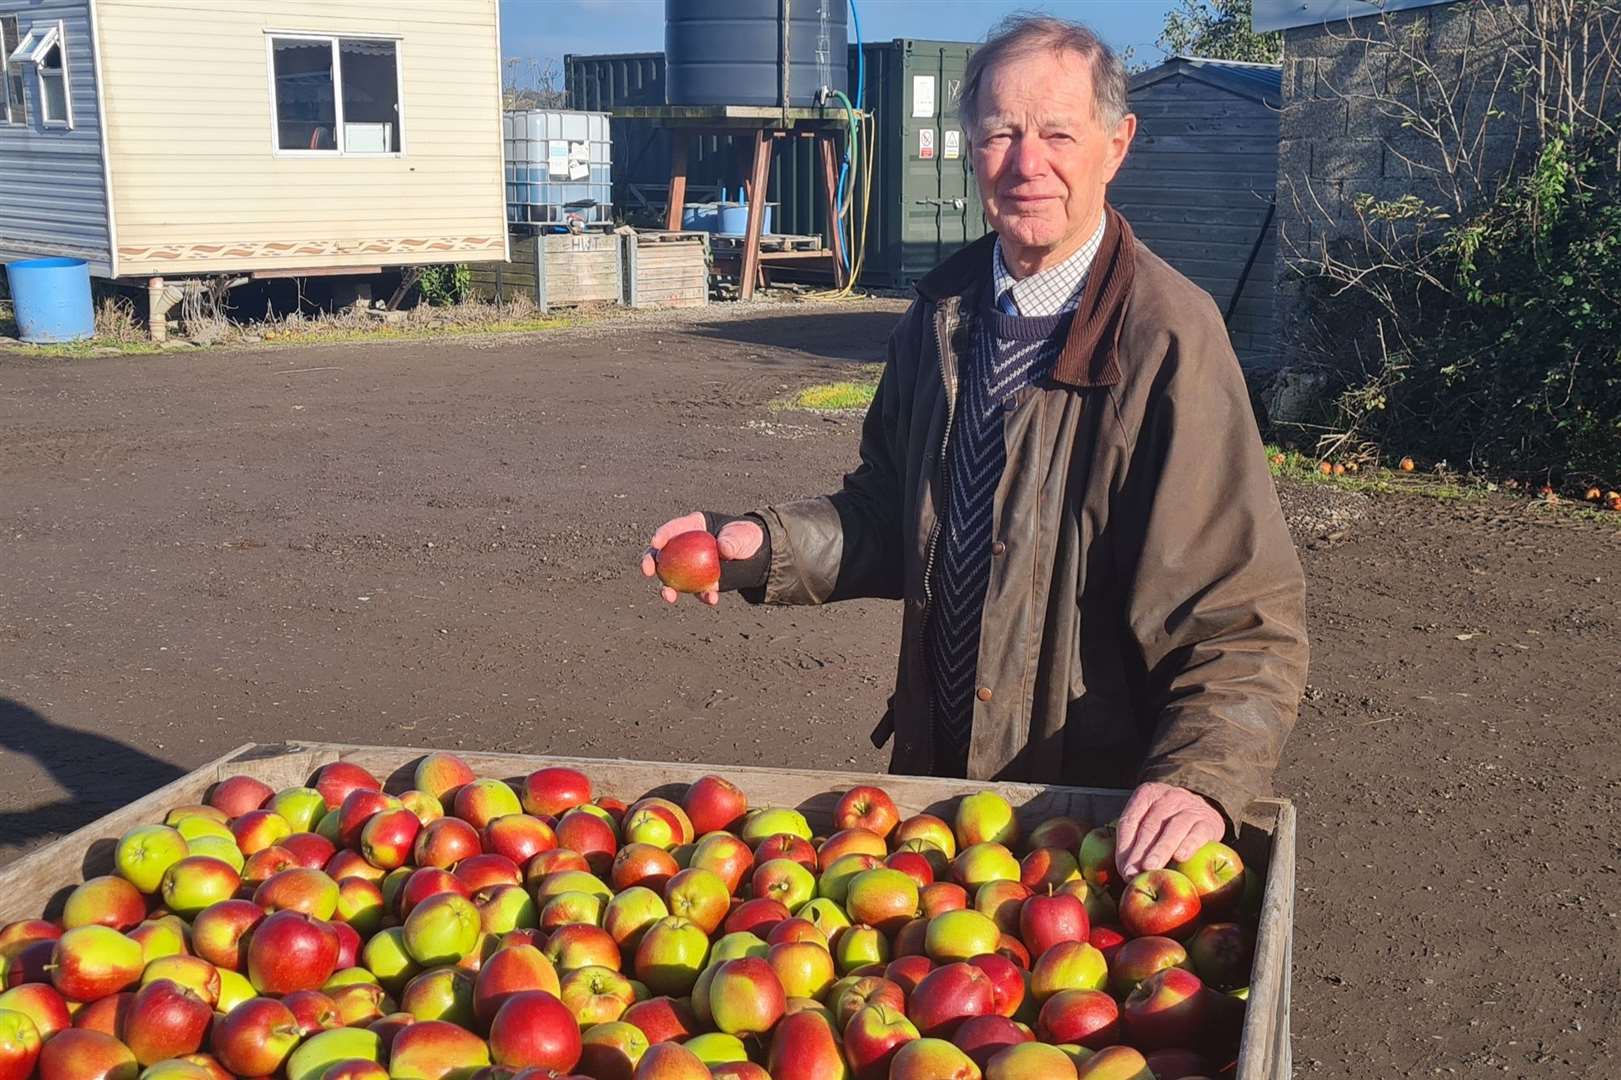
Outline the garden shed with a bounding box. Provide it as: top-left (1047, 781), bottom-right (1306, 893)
top-left (1113, 56), bottom-right (1282, 371)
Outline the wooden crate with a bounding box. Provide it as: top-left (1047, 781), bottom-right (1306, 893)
top-left (0, 743), bottom-right (1292, 1077)
top-left (469, 232), bottom-right (621, 313)
top-left (624, 231), bottom-right (710, 310)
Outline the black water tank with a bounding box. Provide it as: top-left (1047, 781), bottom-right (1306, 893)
top-left (666, 0), bottom-right (849, 108)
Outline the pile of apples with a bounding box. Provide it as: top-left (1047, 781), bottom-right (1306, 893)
top-left (0, 756), bottom-right (1261, 1080)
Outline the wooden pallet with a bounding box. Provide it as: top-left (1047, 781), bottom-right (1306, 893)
top-left (0, 743), bottom-right (1293, 1079)
top-left (712, 233), bottom-right (825, 253)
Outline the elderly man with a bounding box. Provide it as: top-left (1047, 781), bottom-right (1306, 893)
top-left (641, 15), bottom-right (1308, 878)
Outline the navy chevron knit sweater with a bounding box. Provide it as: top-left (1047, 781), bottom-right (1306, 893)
top-left (926, 302), bottom-right (1073, 775)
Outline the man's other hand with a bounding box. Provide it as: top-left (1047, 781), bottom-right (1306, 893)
top-left (640, 512), bottom-right (765, 606)
top-left (1114, 782), bottom-right (1225, 879)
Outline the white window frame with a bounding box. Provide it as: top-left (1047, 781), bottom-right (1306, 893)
top-left (264, 31), bottom-right (407, 158)
top-left (9, 20), bottom-right (72, 129)
top-left (0, 17), bottom-right (13, 124)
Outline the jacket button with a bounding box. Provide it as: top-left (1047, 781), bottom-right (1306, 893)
top-left (991, 540), bottom-right (1007, 556)
top-left (976, 687), bottom-right (993, 702)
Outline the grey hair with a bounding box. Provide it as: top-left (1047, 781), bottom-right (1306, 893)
top-left (957, 14), bottom-right (1130, 135)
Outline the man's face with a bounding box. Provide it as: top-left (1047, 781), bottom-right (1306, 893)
top-left (971, 47), bottom-right (1136, 271)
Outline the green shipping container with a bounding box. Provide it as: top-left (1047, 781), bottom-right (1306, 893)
top-left (565, 39), bottom-right (989, 289)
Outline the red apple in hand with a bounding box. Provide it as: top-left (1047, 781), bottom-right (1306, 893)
top-left (654, 530), bottom-right (720, 594)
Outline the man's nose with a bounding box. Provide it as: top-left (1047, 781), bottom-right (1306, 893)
top-left (1007, 135), bottom-right (1048, 180)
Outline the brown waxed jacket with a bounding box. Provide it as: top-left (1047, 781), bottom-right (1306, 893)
top-left (751, 207), bottom-right (1309, 827)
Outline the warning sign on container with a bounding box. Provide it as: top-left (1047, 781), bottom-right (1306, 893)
top-left (919, 128), bottom-right (936, 160)
top-left (943, 130), bottom-right (961, 160)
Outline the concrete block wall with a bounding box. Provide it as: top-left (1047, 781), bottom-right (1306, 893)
top-left (1272, 1), bottom-right (1538, 362)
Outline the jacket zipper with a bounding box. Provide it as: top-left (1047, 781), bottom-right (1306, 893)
top-left (919, 303), bottom-right (960, 769)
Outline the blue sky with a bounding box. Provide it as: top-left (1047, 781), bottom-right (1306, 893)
top-left (499, 1), bottom-right (1180, 73)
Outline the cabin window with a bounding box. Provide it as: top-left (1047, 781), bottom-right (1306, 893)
top-left (0, 17), bottom-right (24, 124)
top-left (8, 20), bottom-right (72, 129)
top-left (269, 34), bottom-right (404, 155)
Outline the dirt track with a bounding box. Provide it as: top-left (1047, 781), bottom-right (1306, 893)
top-left (1, 300), bottom-right (1617, 1077)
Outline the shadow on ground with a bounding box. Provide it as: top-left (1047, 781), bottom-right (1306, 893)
top-left (689, 309), bottom-right (903, 364)
top-left (0, 697), bottom-right (186, 848)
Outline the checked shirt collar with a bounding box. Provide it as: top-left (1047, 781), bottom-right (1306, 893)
top-left (991, 211), bottom-right (1108, 317)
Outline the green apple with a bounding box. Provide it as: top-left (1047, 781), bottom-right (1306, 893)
top-left (954, 791), bottom-right (1020, 849)
top-left (183, 835), bottom-right (245, 872)
top-left (215, 967), bottom-right (256, 1013)
top-left (269, 787), bottom-right (328, 833)
top-left (172, 816), bottom-right (233, 844)
top-left (710, 932), bottom-right (770, 963)
top-left (684, 1032), bottom-right (750, 1064)
top-left (283, 1026), bottom-right (384, 1080)
top-left (402, 894), bottom-right (482, 967)
top-left (740, 807), bottom-right (813, 844)
top-left (115, 826), bottom-right (190, 895)
top-left (360, 927), bottom-right (421, 996)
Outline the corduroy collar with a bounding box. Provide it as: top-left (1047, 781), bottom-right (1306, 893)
top-left (915, 205), bottom-right (1138, 388)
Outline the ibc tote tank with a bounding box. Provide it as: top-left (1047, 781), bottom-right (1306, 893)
top-left (665, 0), bottom-right (849, 107)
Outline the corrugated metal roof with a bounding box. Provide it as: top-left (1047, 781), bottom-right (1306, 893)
top-left (1130, 56), bottom-right (1283, 107)
top-left (1253, 0), bottom-right (1455, 33)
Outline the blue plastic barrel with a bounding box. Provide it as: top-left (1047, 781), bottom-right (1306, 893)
top-left (681, 204), bottom-right (720, 232)
top-left (6, 258), bottom-right (94, 343)
top-left (717, 203), bottom-right (775, 236)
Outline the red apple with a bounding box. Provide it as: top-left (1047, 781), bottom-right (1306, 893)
top-left (208, 775), bottom-right (274, 817)
top-left (453, 779), bottom-right (524, 831)
top-left (413, 752), bottom-right (477, 803)
top-left (834, 786), bottom-right (901, 840)
top-left (985, 1041), bottom-right (1082, 1079)
top-left (554, 810), bottom-right (619, 878)
top-left (138, 954), bottom-right (220, 1007)
top-left (336, 789), bottom-right (398, 851)
top-left (974, 880), bottom-right (1032, 936)
top-left (398, 868), bottom-right (472, 920)
top-left (388, 1019), bottom-right (492, 1077)
top-left (722, 897), bottom-right (788, 939)
top-left (35, 1028), bottom-right (138, 1080)
top-left (633, 1041), bottom-right (711, 1079)
top-left (0, 984), bottom-right (72, 1040)
top-left (3, 940), bottom-right (53, 988)
top-left (688, 833), bottom-right (754, 895)
top-left (1088, 924), bottom-right (1127, 967)
top-left (885, 850), bottom-right (936, 890)
top-left (893, 839), bottom-right (952, 881)
top-left (241, 846), bottom-right (301, 886)
top-left (765, 1009), bottom-right (844, 1080)
top-left (559, 965), bottom-right (635, 1027)
top-left (520, 767), bottom-right (593, 818)
top-left (1037, 988), bottom-right (1119, 1048)
top-left (337, 878), bottom-right (388, 936)
top-left (1186, 922), bottom-right (1254, 991)
top-left (577, 1020), bottom-right (649, 1080)
top-left (706, 957), bottom-right (786, 1037)
top-left (601, 886), bottom-right (669, 953)
top-left (320, 1061), bottom-right (389, 1080)
top-left (525, 848), bottom-right (590, 883)
top-left (682, 776), bottom-right (749, 836)
top-left (0, 1007), bottom-right (42, 1080)
top-left (231, 809), bottom-right (294, 856)
top-left (484, 815), bottom-right (558, 866)
top-left (325, 850), bottom-right (386, 885)
top-left (621, 995), bottom-right (698, 1044)
top-left (254, 867), bottom-right (340, 919)
top-left (841, 1001), bottom-right (918, 1080)
top-left (1020, 848), bottom-right (1083, 892)
top-left (1027, 816), bottom-right (1086, 855)
top-left (413, 816), bottom-right (484, 870)
top-left (545, 923), bottom-right (622, 975)
top-left (951, 1013), bottom-right (1031, 1070)
top-left (888, 1036), bottom-right (981, 1080)
top-left (331, 982), bottom-right (391, 1027)
top-left (767, 918), bottom-right (826, 949)
top-left (663, 868), bottom-right (732, 936)
top-left (283, 987), bottom-right (342, 1034)
top-left (1121, 967), bottom-right (1207, 1050)
top-left (844, 868), bottom-right (920, 936)
top-left (282, 831), bottom-right (338, 870)
top-left (359, 809), bottom-right (421, 872)
top-left (246, 911), bottom-right (339, 994)
top-left (456, 853), bottom-right (523, 894)
top-left (883, 955), bottom-right (934, 997)
top-left (1118, 870), bottom-right (1201, 941)
top-left (62, 877), bottom-right (146, 933)
top-left (1019, 891), bottom-right (1089, 960)
top-left (654, 530), bottom-right (720, 593)
top-left (967, 953), bottom-right (1025, 1018)
top-left (473, 944), bottom-right (562, 1030)
top-left (312, 761), bottom-right (382, 810)
top-left (50, 925), bottom-right (144, 1002)
top-left (71, 991), bottom-right (132, 1037)
top-left (752, 833), bottom-right (818, 874)
top-left (816, 828), bottom-right (888, 872)
top-left (828, 975), bottom-right (905, 1031)
top-left (921, 882), bottom-right (970, 918)
top-left (1109, 936), bottom-right (1190, 999)
top-left (906, 961), bottom-right (995, 1038)
top-left (489, 990), bottom-right (581, 1071)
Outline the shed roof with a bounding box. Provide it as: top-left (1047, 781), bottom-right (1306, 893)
top-left (1130, 55), bottom-right (1283, 108)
